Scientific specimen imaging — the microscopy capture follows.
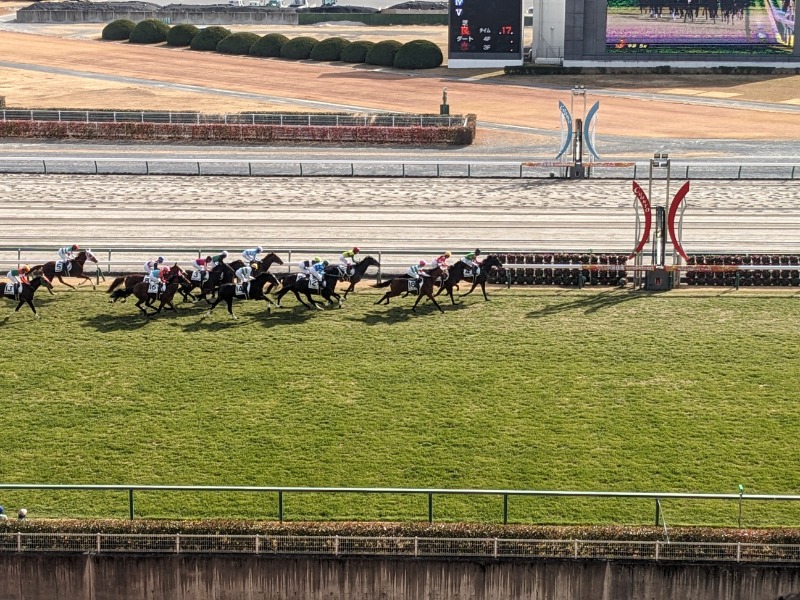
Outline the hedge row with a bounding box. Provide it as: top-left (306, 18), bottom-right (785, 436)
top-left (0, 119), bottom-right (476, 145)
top-left (489, 253), bottom-right (629, 286)
top-left (684, 254), bottom-right (800, 287)
top-left (2, 519), bottom-right (799, 544)
top-left (101, 19), bottom-right (443, 68)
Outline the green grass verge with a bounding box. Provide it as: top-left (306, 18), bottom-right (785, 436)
top-left (1, 286), bottom-right (799, 527)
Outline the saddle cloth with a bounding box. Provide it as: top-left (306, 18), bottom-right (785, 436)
top-left (407, 279), bottom-right (419, 294)
top-left (4, 283), bottom-right (15, 295)
top-left (148, 281), bottom-right (162, 294)
top-left (308, 277), bottom-right (320, 290)
top-left (191, 270), bottom-right (206, 282)
top-left (55, 260), bottom-right (70, 274)
top-left (337, 265), bottom-right (352, 279)
top-left (235, 283), bottom-right (249, 298)
top-left (463, 269), bottom-right (473, 278)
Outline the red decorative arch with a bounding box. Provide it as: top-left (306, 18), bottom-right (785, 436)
top-left (667, 181), bottom-right (691, 262)
top-left (629, 181), bottom-right (652, 259)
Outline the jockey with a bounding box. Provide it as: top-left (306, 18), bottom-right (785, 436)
top-left (310, 260), bottom-right (329, 287)
top-left (210, 251), bottom-right (229, 267)
top-left (6, 265), bottom-right (30, 293)
top-left (235, 263), bottom-right (258, 284)
top-left (339, 247), bottom-right (361, 272)
top-left (433, 251), bottom-right (452, 270)
top-left (58, 244), bottom-right (79, 262)
top-left (406, 260), bottom-right (430, 288)
top-left (298, 257), bottom-right (321, 278)
top-left (193, 256), bottom-right (211, 271)
top-left (461, 248), bottom-right (482, 275)
top-left (143, 256), bottom-right (165, 274)
top-left (241, 246), bottom-right (262, 264)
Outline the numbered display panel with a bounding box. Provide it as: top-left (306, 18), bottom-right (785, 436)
top-left (448, 0), bottom-right (524, 67)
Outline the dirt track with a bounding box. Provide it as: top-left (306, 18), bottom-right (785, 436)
top-left (0, 31), bottom-right (799, 140)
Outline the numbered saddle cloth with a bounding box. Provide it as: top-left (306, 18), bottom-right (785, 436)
top-left (4, 283), bottom-right (15, 295)
top-left (337, 265), bottom-right (351, 279)
top-left (463, 269), bottom-right (474, 278)
top-left (308, 277), bottom-right (320, 290)
top-left (235, 283), bottom-right (249, 298)
top-left (191, 270), bottom-right (205, 282)
top-left (55, 260), bottom-right (69, 274)
top-left (407, 279), bottom-right (419, 294)
top-left (148, 281), bottom-right (161, 294)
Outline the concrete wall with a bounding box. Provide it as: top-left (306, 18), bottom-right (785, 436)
top-left (0, 554), bottom-right (799, 600)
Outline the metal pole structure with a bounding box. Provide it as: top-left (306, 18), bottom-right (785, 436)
top-left (129, 489), bottom-right (135, 520)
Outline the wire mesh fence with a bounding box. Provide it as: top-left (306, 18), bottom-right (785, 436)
top-left (0, 534), bottom-right (798, 562)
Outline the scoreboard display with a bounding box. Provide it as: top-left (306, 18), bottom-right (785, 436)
top-left (448, 0), bottom-right (523, 68)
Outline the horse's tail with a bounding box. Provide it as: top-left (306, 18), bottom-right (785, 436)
top-left (107, 276), bottom-right (125, 293)
top-left (373, 278), bottom-right (394, 288)
top-left (110, 288), bottom-right (132, 301)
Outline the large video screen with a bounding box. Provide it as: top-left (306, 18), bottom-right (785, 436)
top-left (606, 0), bottom-right (795, 54)
top-left (449, 0), bottom-right (523, 63)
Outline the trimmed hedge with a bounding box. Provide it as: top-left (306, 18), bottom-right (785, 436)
top-left (128, 19), bottom-right (170, 44)
top-left (249, 32), bottom-right (289, 57)
top-left (190, 26), bottom-right (232, 51)
top-left (216, 32), bottom-right (261, 55)
top-left (394, 39), bottom-right (443, 69)
top-left (166, 23), bottom-right (199, 47)
top-left (309, 36), bottom-right (350, 61)
top-left (340, 40), bottom-right (374, 63)
top-left (365, 39), bottom-right (402, 67)
top-left (280, 36), bottom-right (319, 60)
top-left (101, 19), bottom-right (136, 41)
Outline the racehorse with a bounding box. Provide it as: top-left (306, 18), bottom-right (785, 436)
top-left (228, 252), bottom-right (284, 276)
top-left (107, 263), bottom-right (185, 303)
top-left (275, 267), bottom-right (341, 310)
top-left (131, 272), bottom-right (189, 317)
top-left (183, 261), bottom-right (236, 303)
top-left (338, 256), bottom-right (381, 300)
top-left (1, 276), bottom-right (53, 319)
top-left (30, 250), bottom-right (99, 291)
top-left (204, 271), bottom-right (280, 320)
top-left (435, 255), bottom-right (503, 304)
top-left (373, 265), bottom-right (444, 313)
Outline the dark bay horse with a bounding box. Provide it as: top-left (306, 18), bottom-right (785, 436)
top-left (435, 255), bottom-right (503, 304)
top-left (31, 250), bottom-right (99, 291)
top-left (275, 267), bottom-right (341, 310)
top-left (373, 265), bottom-right (444, 313)
top-left (182, 261), bottom-right (236, 304)
top-left (108, 263), bottom-right (184, 303)
top-left (204, 271), bottom-right (280, 320)
top-left (1, 276), bottom-right (53, 319)
top-left (131, 273), bottom-right (189, 317)
top-left (228, 252), bottom-right (284, 276)
top-left (339, 256), bottom-right (381, 300)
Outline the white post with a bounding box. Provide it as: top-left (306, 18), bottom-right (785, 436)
top-left (414, 537), bottom-right (418, 558)
top-left (96, 533), bottom-right (101, 553)
top-left (255, 534), bottom-right (260, 554)
top-left (176, 533), bottom-right (181, 554)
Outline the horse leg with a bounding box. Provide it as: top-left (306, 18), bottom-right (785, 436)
top-left (306, 293), bottom-right (324, 310)
top-left (59, 275), bottom-right (76, 290)
top-left (264, 298), bottom-right (272, 314)
top-left (78, 275), bottom-right (96, 290)
top-left (135, 298), bottom-right (149, 317)
top-left (375, 292), bottom-right (390, 305)
top-left (428, 293), bottom-right (445, 313)
top-left (227, 297), bottom-right (237, 320)
top-left (26, 299), bottom-right (39, 319)
top-left (460, 280), bottom-right (479, 298)
top-left (480, 281), bottom-right (489, 301)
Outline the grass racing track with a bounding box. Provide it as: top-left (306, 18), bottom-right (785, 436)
top-left (1, 286), bottom-right (799, 527)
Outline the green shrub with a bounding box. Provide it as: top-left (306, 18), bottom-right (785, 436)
top-left (190, 26), bottom-right (232, 51)
top-left (101, 19), bottom-right (136, 41)
top-left (393, 39), bottom-right (443, 69)
top-left (216, 32), bottom-right (261, 55)
top-left (166, 23), bottom-right (199, 47)
top-left (128, 19), bottom-right (170, 44)
top-left (340, 40), bottom-right (374, 63)
top-left (365, 40), bottom-right (402, 67)
top-left (249, 33), bottom-right (289, 57)
top-left (279, 36), bottom-right (319, 60)
top-left (309, 37), bottom-right (350, 61)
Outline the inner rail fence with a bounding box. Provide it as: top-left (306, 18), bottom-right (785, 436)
top-left (0, 533), bottom-right (798, 563)
top-left (0, 483), bottom-right (797, 525)
top-left (0, 156), bottom-right (797, 180)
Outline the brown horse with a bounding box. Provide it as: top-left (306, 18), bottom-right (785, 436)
top-left (338, 256), bottom-right (381, 300)
top-left (107, 263), bottom-right (185, 303)
top-left (1, 276), bottom-right (53, 319)
top-left (435, 255), bottom-right (503, 304)
top-left (373, 265), bottom-right (444, 313)
top-left (30, 250), bottom-right (99, 292)
top-left (131, 273), bottom-right (188, 317)
top-left (228, 252), bottom-right (285, 276)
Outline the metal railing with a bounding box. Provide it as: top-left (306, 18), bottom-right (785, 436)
top-left (0, 533), bottom-right (797, 562)
top-left (0, 156), bottom-right (796, 179)
top-left (0, 110), bottom-right (466, 128)
top-left (0, 483), bottom-right (794, 524)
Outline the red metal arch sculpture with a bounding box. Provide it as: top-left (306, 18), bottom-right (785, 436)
top-left (629, 181), bottom-right (652, 259)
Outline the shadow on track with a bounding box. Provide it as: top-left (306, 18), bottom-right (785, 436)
top-left (79, 313), bottom-right (152, 332)
top-left (526, 289), bottom-right (647, 318)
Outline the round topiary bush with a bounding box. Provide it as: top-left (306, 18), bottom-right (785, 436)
top-left (190, 26), bottom-right (232, 51)
top-left (102, 19), bottom-right (136, 41)
top-left (166, 23), bottom-right (199, 47)
top-left (309, 36), bottom-right (350, 61)
top-left (249, 33), bottom-right (289, 57)
top-left (393, 39), bottom-right (443, 69)
top-left (279, 36), bottom-right (319, 60)
top-left (365, 40), bottom-right (402, 67)
top-left (128, 19), bottom-right (171, 44)
top-left (340, 40), bottom-right (374, 63)
top-left (216, 32), bottom-right (261, 55)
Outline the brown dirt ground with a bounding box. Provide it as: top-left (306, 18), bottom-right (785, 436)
top-left (0, 21), bottom-right (798, 139)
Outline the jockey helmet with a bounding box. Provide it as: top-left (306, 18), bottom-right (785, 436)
top-left (221, 251), bottom-right (228, 258)
top-left (72, 244), bottom-right (79, 250)
top-left (474, 248), bottom-right (482, 255)
top-left (313, 256), bottom-right (321, 263)
top-left (157, 256), bottom-right (165, 263)
top-left (21, 265), bottom-right (30, 273)
top-left (256, 246), bottom-right (263, 252)
top-left (323, 260), bottom-right (330, 267)
top-left (444, 251), bottom-right (451, 257)
top-left (205, 256), bottom-right (212, 263)
top-left (418, 260), bottom-right (427, 267)
top-left (353, 246), bottom-right (361, 253)
top-left (250, 262), bottom-right (258, 269)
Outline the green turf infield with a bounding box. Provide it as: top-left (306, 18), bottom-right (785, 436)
top-left (0, 285), bottom-right (799, 526)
